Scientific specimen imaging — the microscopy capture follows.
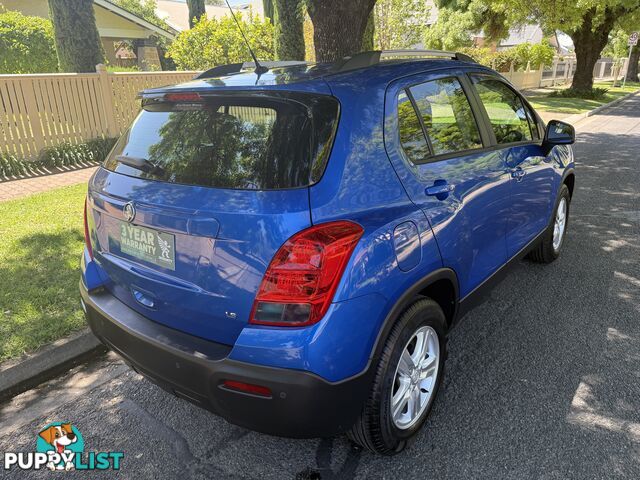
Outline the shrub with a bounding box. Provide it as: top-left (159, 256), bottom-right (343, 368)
top-left (529, 43), bottom-right (555, 70)
top-left (459, 43), bottom-right (556, 72)
top-left (0, 152), bottom-right (28, 178)
top-left (0, 10), bottom-right (58, 74)
top-left (548, 88), bottom-right (608, 100)
top-left (38, 138), bottom-right (118, 169)
top-left (0, 138), bottom-right (117, 179)
top-left (168, 10), bottom-right (275, 70)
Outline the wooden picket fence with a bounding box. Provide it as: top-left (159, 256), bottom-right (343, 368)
top-left (0, 65), bottom-right (198, 158)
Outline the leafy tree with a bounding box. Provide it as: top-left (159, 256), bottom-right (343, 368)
top-left (0, 11), bottom-right (58, 73)
top-left (115, 0), bottom-right (167, 27)
top-left (303, 16), bottom-right (316, 61)
top-left (307, 0), bottom-right (377, 62)
top-left (274, 0), bottom-right (305, 60)
top-left (603, 28), bottom-right (631, 58)
top-left (168, 10), bottom-right (274, 69)
top-left (187, 0), bottom-right (206, 28)
top-left (487, 0), bottom-right (640, 91)
top-left (373, 0), bottom-right (430, 50)
top-left (437, 0), bottom-right (510, 43)
top-left (48, 0), bottom-right (105, 72)
top-left (423, 8), bottom-right (476, 50)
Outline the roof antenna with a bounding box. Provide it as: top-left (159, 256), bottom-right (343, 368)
top-left (223, 0), bottom-right (269, 75)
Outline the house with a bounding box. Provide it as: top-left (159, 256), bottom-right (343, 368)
top-left (155, 0), bottom-right (264, 32)
top-left (1, 0), bottom-right (178, 70)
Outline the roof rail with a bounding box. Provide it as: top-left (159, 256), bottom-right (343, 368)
top-left (333, 49), bottom-right (476, 73)
top-left (196, 60), bottom-right (309, 79)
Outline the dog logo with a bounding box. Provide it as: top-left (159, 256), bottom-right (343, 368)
top-left (123, 202), bottom-right (136, 223)
top-left (36, 422), bottom-right (84, 471)
top-left (3, 422), bottom-right (123, 471)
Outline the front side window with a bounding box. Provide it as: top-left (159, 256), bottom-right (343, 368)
top-left (409, 78), bottom-right (482, 156)
top-left (472, 76), bottom-right (534, 144)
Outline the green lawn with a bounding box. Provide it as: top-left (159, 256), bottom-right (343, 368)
top-left (0, 183), bottom-right (87, 362)
top-left (526, 81), bottom-right (640, 115)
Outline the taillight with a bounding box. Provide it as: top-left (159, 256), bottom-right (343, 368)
top-left (83, 196), bottom-right (93, 259)
top-left (249, 221), bottom-right (364, 327)
top-left (164, 92), bottom-right (202, 102)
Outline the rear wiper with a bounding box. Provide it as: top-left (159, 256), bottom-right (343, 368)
top-left (116, 155), bottom-right (165, 175)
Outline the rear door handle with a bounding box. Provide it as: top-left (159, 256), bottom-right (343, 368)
top-left (425, 183), bottom-right (455, 197)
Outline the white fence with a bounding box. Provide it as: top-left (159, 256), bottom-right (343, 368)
top-left (539, 57), bottom-right (626, 87)
top-left (0, 65), bottom-right (198, 158)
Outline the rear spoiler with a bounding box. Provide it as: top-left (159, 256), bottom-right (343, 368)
top-left (195, 61), bottom-right (309, 80)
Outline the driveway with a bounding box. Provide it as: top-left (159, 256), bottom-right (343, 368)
top-left (1, 94), bottom-right (639, 479)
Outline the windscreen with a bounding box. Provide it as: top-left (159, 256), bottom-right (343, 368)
top-left (103, 92), bottom-right (340, 190)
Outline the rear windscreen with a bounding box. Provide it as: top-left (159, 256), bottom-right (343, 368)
top-left (103, 92), bottom-right (340, 190)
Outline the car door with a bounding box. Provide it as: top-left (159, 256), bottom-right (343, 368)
top-left (468, 74), bottom-right (556, 258)
top-left (384, 70), bottom-right (511, 298)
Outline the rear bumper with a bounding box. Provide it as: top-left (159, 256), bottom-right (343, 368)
top-left (80, 283), bottom-right (372, 438)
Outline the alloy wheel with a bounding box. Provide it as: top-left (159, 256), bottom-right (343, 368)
top-left (390, 326), bottom-right (440, 430)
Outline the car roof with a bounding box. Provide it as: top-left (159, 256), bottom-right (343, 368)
top-left (142, 56), bottom-right (488, 96)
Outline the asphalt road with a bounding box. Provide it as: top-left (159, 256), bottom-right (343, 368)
top-left (2, 94), bottom-right (640, 479)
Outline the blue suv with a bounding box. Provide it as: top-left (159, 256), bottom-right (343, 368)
top-left (80, 50), bottom-right (575, 454)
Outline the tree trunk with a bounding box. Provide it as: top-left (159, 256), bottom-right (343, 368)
top-left (48, 0), bottom-right (104, 73)
top-left (187, 0), bottom-right (206, 28)
top-left (307, 0), bottom-right (377, 62)
top-left (568, 7), bottom-right (616, 92)
top-left (263, 0), bottom-right (275, 22)
top-left (626, 45), bottom-right (639, 82)
top-left (274, 0), bottom-right (305, 60)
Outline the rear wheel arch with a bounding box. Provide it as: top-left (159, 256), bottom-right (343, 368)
top-left (370, 269), bottom-right (459, 364)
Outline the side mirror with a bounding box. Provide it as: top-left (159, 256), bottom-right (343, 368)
top-left (544, 120), bottom-right (575, 150)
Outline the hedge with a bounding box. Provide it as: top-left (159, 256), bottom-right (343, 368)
top-left (0, 137), bottom-right (117, 179)
top-left (0, 10), bottom-right (58, 74)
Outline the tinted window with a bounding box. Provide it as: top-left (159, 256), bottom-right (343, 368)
top-left (409, 78), bottom-right (482, 156)
top-left (398, 90), bottom-right (430, 162)
top-left (104, 93), bottom-right (339, 190)
top-left (472, 77), bottom-right (533, 144)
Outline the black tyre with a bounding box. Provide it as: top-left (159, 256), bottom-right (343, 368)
top-left (348, 298), bottom-right (446, 455)
top-left (528, 184), bottom-right (571, 264)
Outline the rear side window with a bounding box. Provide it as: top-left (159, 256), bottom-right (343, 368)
top-left (471, 76), bottom-right (534, 144)
top-left (409, 78), bottom-right (482, 156)
top-left (398, 90), bottom-right (430, 163)
top-left (104, 92), bottom-right (340, 190)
